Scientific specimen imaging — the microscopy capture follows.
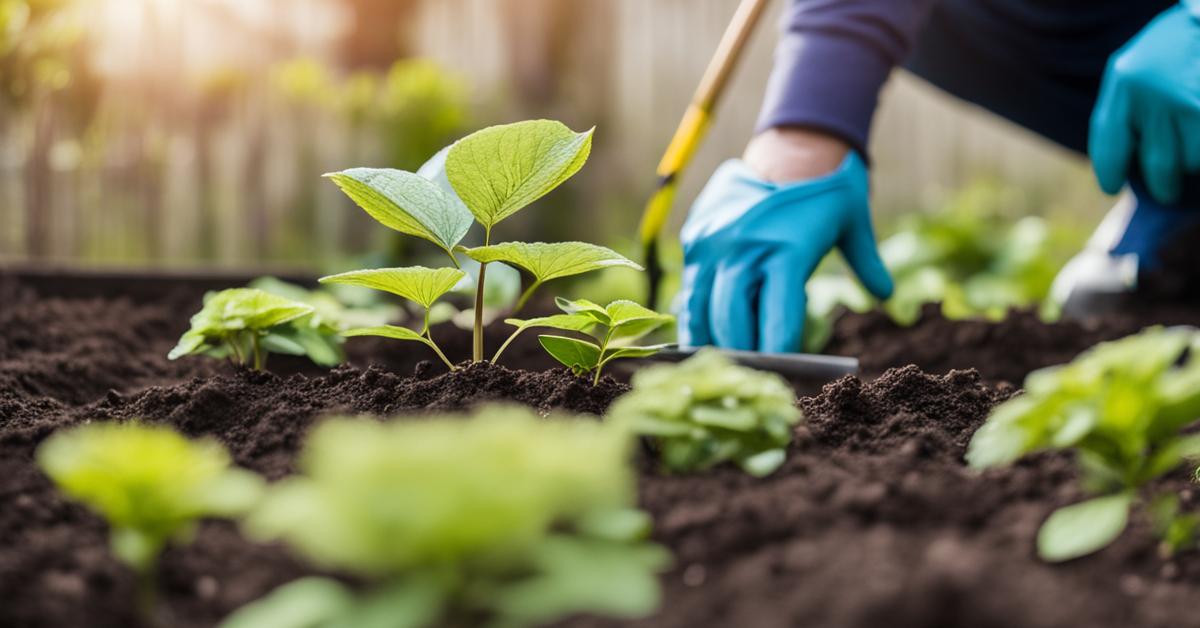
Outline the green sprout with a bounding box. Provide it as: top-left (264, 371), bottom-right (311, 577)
top-left (168, 288), bottom-right (315, 370)
top-left (967, 327), bottom-right (1200, 561)
top-left (248, 276), bottom-right (401, 367)
top-left (318, 266), bottom-right (466, 371)
top-left (500, 297), bottom-right (673, 385)
top-left (222, 406), bottom-right (668, 628)
top-left (608, 349), bottom-right (803, 477)
top-left (37, 422), bottom-right (263, 622)
top-left (323, 119), bottom-right (642, 366)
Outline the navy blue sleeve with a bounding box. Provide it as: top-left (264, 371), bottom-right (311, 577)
top-left (756, 0), bottom-right (937, 157)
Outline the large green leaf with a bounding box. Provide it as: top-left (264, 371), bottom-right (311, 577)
top-left (319, 267), bottom-right (465, 309)
top-left (462, 242), bottom-right (640, 285)
top-left (445, 120), bottom-right (593, 229)
top-left (1037, 492), bottom-right (1132, 562)
top-left (325, 168), bottom-right (472, 256)
top-left (539, 335), bottom-right (602, 372)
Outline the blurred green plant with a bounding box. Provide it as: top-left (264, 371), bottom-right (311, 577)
top-left (806, 181), bottom-right (1083, 351)
top-left (503, 297), bottom-right (672, 385)
top-left (222, 406), bottom-right (668, 628)
top-left (325, 119), bottom-right (645, 367)
top-left (248, 277), bottom-right (401, 367)
top-left (608, 349), bottom-right (802, 477)
top-left (168, 288), bottom-right (315, 370)
top-left (38, 422), bottom-right (262, 620)
top-left (967, 327), bottom-right (1200, 561)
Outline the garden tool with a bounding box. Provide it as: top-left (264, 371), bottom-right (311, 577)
top-left (642, 345), bottom-right (859, 396)
top-left (639, 0), bottom-right (771, 309)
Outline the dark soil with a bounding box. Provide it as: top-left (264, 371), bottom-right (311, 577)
top-left (826, 302), bottom-right (1198, 384)
top-left (4, 270), bottom-right (1200, 628)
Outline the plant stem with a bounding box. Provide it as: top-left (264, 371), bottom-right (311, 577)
top-left (513, 280), bottom-right (542, 314)
top-left (251, 334), bottom-right (264, 371)
top-left (136, 565), bottom-right (159, 628)
top-left (492, 329), bottom-right (524, 364)
top-left (473, 229), bottom-right (491, 362)
top-left (591, 328), bottom-right (615, 387)
top-left (425, 330), bottom-right (457, 371)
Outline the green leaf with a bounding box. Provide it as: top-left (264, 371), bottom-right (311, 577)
top-left (604, 300), bottom-right (674, 343)
top-left (601, 344), bottom-right (671, 364)
top-left (1037, 492), bottom-right (1132, 562)
top-left (446, 120), bottom-right (593, 229)
top-left (539, 335), bottom-right (602, 372)
top-left (342, 325), bottom-right (434, 347)
top-left (604, 300), bottom-right (669, 328)
top-left (219, 577), bottom-right (355, 628)
top-left (739, 449), bottom-right (787, 478)
top-left (320, 267), bottom-right (465, 309)
top-left (461, 242), bottom-right (641, 286)
top-left (965, 395), bottom-right (1045, 469)
top-left (554, 297), bottom-right (611, 325)
top-left (169, 288), bottom-right (314, 360)
top-left (491, 536), bottom-right (668, 625)
top-left (504, 314), bottom-right (597, 335)
top-left (325, 168), bottom-right (472, 256)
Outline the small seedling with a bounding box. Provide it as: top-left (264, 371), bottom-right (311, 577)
top-left (318, 266), bottom-right (465, 370)
top-left (248, 276), bottom-right (401, 367)
top-left (222, 405), bottom-right (668, 628)
top-left (38, 422), bottom-right (263, 623)
top-left (169, 288), bottom-right (315, 370)
top-left (324, 120), bottom-right (641, 366)
top-left (607, 349), bottom-right (802, 477)
top-left (967, 327), bottom-right (1200, 562)
top-left (501, 297), bottom-right (673, 385)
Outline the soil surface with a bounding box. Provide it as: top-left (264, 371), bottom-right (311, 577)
top-left (3, 270), bottom-right (1200, 628)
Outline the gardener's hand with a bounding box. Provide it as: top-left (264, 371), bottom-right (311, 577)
top-left (677, 128), bottom-right (893, 353)
top-left (1090, 2), bottom-right (1200, 205)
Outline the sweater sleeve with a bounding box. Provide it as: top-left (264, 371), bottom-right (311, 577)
top-left (756, 0), bottom-right (937, 156)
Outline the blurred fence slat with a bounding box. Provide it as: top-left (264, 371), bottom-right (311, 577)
top-left (0, 0), bottom-right (1107, 269)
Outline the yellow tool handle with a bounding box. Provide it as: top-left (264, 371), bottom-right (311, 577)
top-left (638, 0), bottom-right (770, 244)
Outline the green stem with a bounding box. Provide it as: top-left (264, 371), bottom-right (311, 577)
top-left (492, 328), bottom-right (524, 364)
top-left (592, 328), bottom-right (614, 387)
top-left (445, 248), bottom-right (461, 269)
top-left (473, 229), bottom-right (491, 362)
top-left (425, 330), bottom-right (457, 371)
top-left (136, 565), bottom-right (159, 627)
top-left (226, 333), bottom-right (244, 366)
top-left (251, 333), bottom-right (264, 371)
top-left (513, 280), bottom-right (542, 314)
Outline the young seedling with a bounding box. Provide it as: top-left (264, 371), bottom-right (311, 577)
top-left (607, 349), bottom-right (803, 477)
top-left (325, 120), bottom-right (641, 365)
top-left (222, 405), bottom-right (668, 628)
top-left (248, 276), bottom-right (401, 367)
top-left (318, 266), bottom-right (465, 370)
top-left (501, 297), bottom-right (673, 385)
top-left (169, 288), bottom-right (315, 370)
top-left (37, 423), bottom-right (263, 624)
top-left (967, 327), bottom-right (1200, 562)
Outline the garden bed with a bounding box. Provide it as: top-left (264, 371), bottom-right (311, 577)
top-left (2, 271), bottom-right (1200, 628)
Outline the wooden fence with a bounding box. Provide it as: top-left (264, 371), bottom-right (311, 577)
top-left (0, 0), bottom-right (1107, 269)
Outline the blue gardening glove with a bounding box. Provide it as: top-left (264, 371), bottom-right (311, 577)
top-left (1090, 2), bottom-right (1200, 205)
top-left (677, 152), bottom-right (893, 353)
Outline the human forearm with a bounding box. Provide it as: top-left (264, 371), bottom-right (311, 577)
top-left (756, 0), bottom-right (936, 156)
